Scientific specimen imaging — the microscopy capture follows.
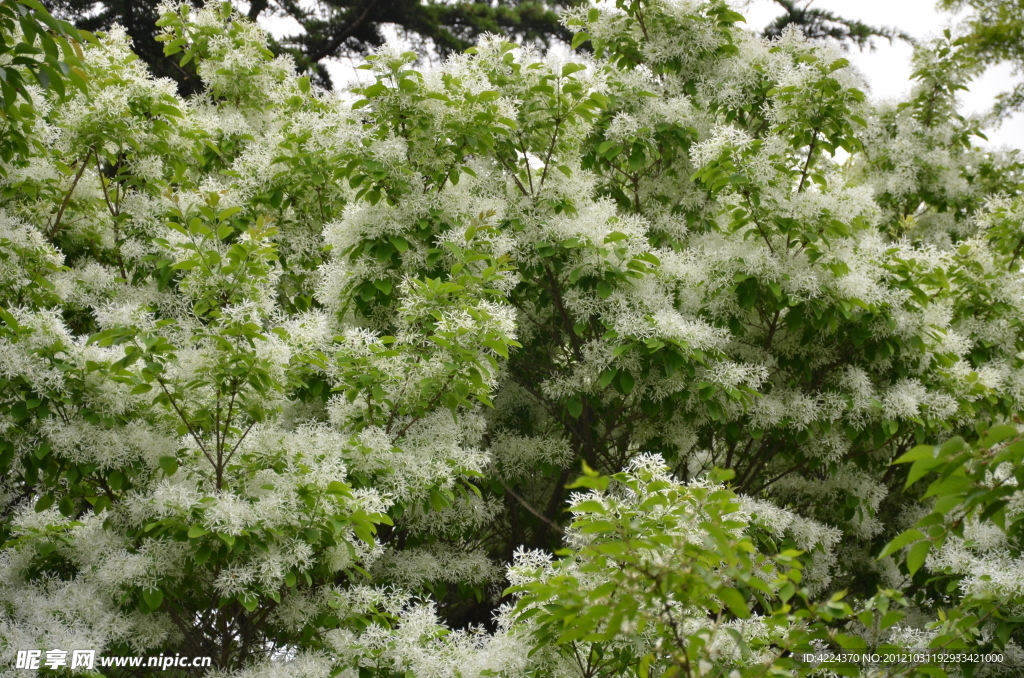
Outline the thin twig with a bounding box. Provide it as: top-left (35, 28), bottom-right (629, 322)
top-left (47, 155), bottom-right (89, 242)
top-left (155, 376), bottom-right (216, 469)
top-left (502, 481), bottom-right (565, 535)
top-left (796, 128), bottom-right (820, 193)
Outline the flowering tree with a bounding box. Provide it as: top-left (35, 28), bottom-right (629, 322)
top-left (939, 0), bottom-right (1024, 120)
top-left (1, 0), bottom-right (1024, 677)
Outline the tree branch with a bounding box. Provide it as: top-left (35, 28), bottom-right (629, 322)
top-left (47, 154), bottom-right (90, 243)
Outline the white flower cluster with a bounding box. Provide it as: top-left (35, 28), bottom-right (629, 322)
top-left (3, 0), bottom-right (1024, 674)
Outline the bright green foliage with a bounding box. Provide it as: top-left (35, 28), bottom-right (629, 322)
top-left (883, 422), bottom-right (1024, 673)
top-left (508, 456), bottom-right (1007, 678)
top-left (0, 0), bottom-right (86, 167)
top-left (506, 461), bottom-right (837, 677)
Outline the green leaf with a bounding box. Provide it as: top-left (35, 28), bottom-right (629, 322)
top-left (879, 529), bottom-right (925, 559)
top-left (718, 587), bottom-right (750, 619)
top-left (566, 475), bottom-right (610, 491)
top-left (159, 456), bottom-right (178, 476)
top-left (328, 480), bottom-right (352, 497)
top-left (638, 654), bottom-right (654, 678)
top-left (922, 474), bottom-right (973, 500)
top-left (981, 425), bottom-right (1018, 446)
top-left (578, 519), bottom-right (617, 534)
top-left (188, 525), bottom-right (209, 539)
top-left (907, 540), bottom-right (931, 576)
top-left (906, 457), bottom-right (945, 489)
top-left (835, 633), bottom-right (867, 650)
top-left (218, 206), bottom-right (242, 221)
top-left (93, 495), bottom-right (112, 515)
top-left (880, 610), bottom-right (904, 629)
top-left (143, 587), bottom-right (164, 610)
top-left (571, 500), bottom-right (607, 514)
top-left (353, 522), bottom-right (375, 545)
top-left (389, 235), bottom-right (409, 253)
top-left (939, 436), bottom-right (966, 456)
top-left (195, 544), bottom-right (212, 566)
top-left (429, 489), bottom-right (450, 511)
top-left (35, 494), bottom-right (55, 512)
top-left (709, 467), bottom-right (735, 483)
top-left (483, 339), bottom-right (509, 358)
top-left (893, 444), bottom-right (936, 464)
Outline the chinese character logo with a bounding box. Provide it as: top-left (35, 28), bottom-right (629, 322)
top-left (15, 651), bottom-right (40, 670)
top-left (15, 649), bottom-right (95, 671)
top-left (71, 650), bottom-right (95, 670)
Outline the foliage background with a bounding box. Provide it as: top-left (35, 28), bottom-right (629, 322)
top-left (0, 0), bottom-right (1022, 677)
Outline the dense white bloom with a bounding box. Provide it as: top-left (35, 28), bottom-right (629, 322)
top-left (2, 1), bottom-right (1024, 675)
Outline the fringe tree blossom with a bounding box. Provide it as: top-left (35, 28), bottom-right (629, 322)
top-left (1, 0), bottom-right (1024, 675)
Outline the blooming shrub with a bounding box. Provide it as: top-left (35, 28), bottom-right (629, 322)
top-left (1, 0), bottom-right (1023, 676)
